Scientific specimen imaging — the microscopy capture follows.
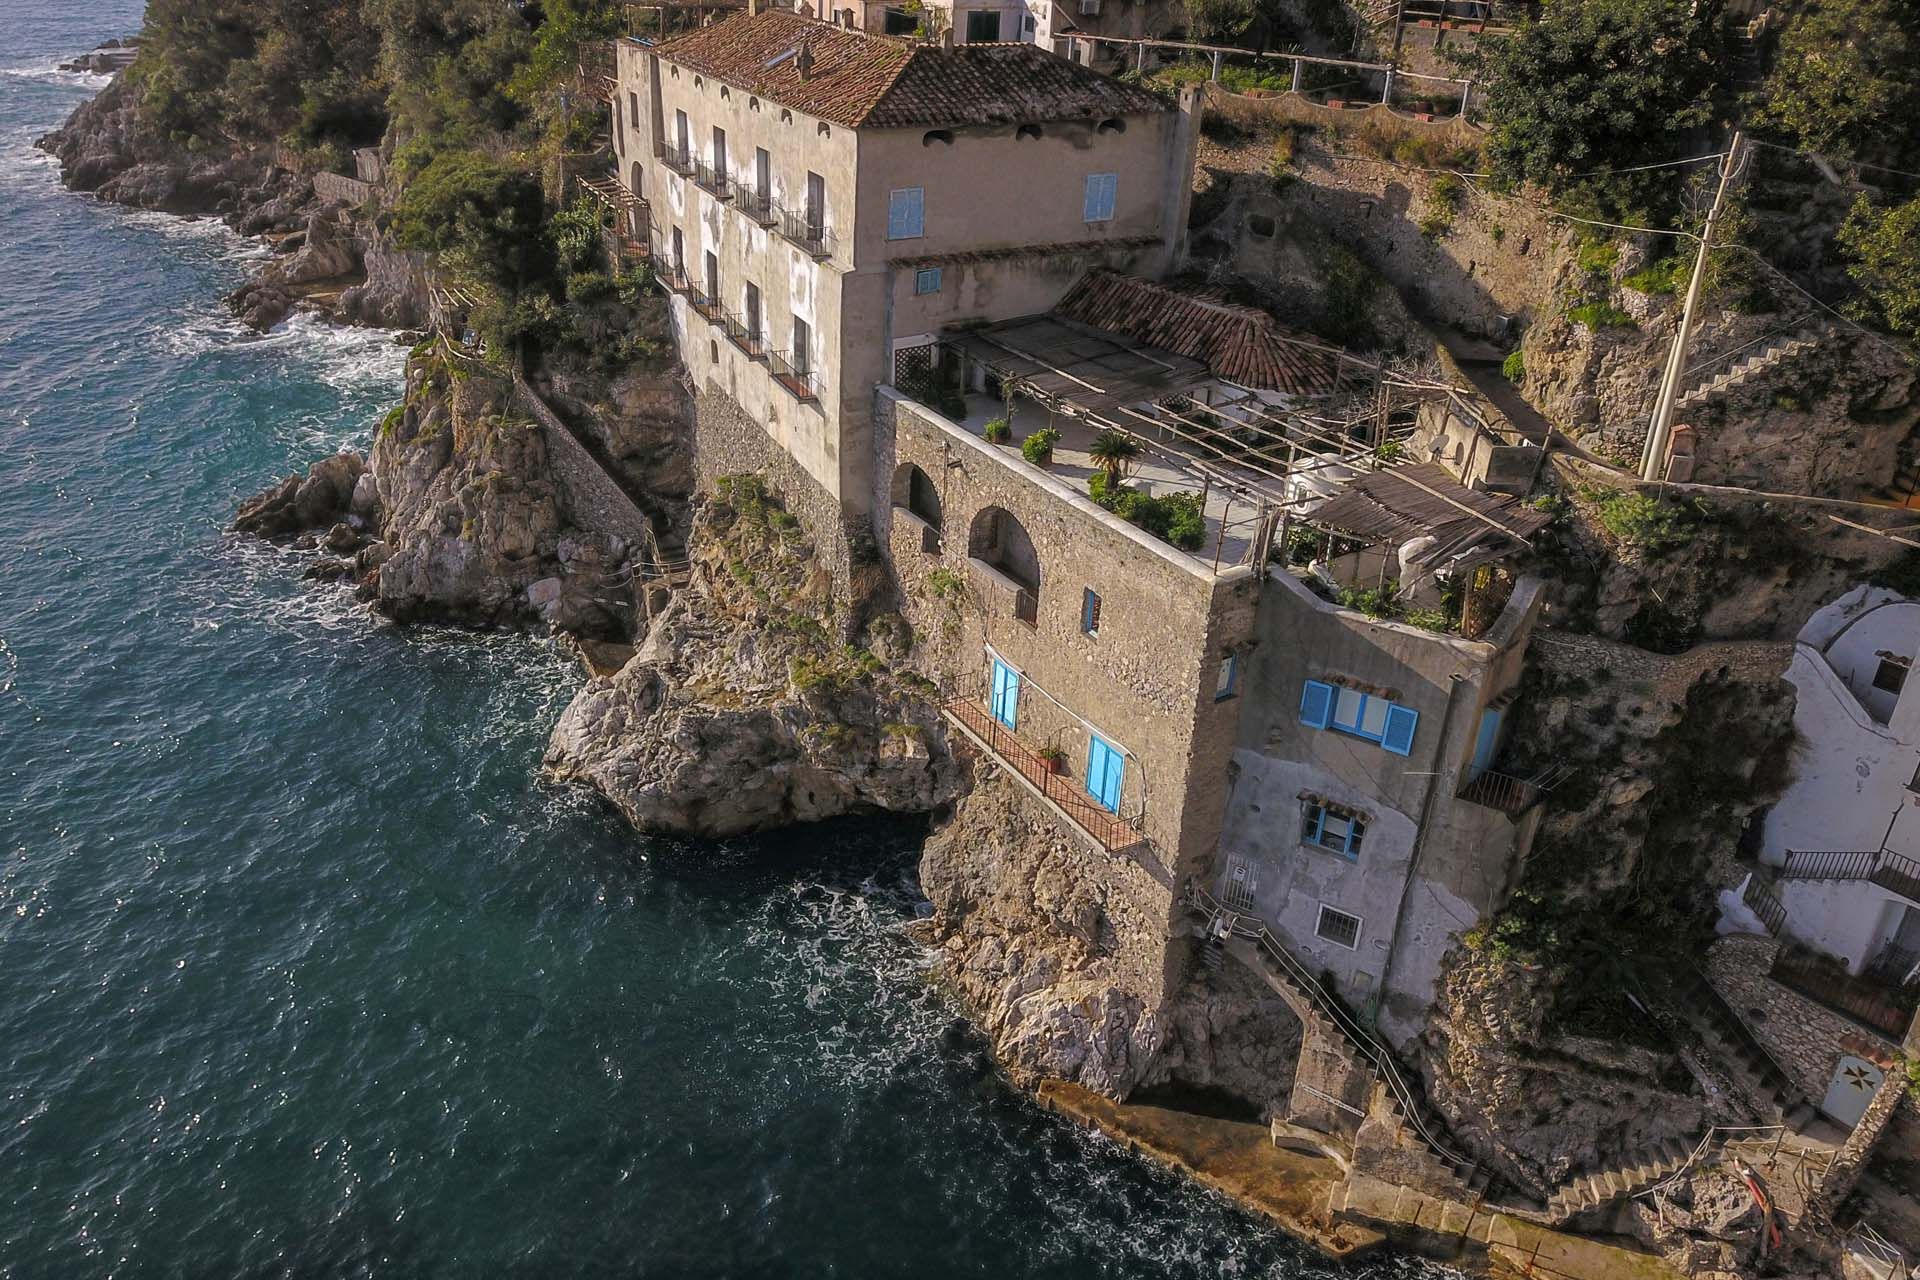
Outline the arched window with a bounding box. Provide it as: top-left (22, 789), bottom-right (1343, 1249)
top-left (1015, 124), bottom-right (1042, 140)
top-left (891, 462), bottom-right (943, 529)
top-left (968, 505), bottom-right (1040, 596)
top-left (1097, 117), bottom-right (1125, 134)
top-left (922, 129), bottom-right (955, 147)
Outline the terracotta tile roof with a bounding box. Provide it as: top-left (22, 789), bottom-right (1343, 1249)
top-left (1053, 271), bottom-right (1341, 395)
top-left (889, 234), bottom-right (1161, 267)
top-left (650, 12), bottom-right (1166, 129)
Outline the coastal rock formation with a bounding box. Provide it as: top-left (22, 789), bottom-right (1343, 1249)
top-left (233, 351), bottom-right (637, 636)
top-left (543, 479), bottom-right (962, 835)
top-left (37, 75), bottom-right (287, 216)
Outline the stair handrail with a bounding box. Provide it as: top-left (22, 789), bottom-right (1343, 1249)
top-left (1635, 1123), bottom-right (1837, 1203)
top-left (1188, 883), bottom-right (1481, 1180)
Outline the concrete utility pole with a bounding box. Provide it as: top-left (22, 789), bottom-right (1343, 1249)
top-left (1641, 131), bottom-right (1745, 483)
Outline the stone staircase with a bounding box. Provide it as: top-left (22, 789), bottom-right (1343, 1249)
top-left (1543, 1139), bottom-right (1694, 1223)
top-left (1192, 890), bottom-right (1488, 1200)
top-left (1676, 967), bottom-right (1801, 1122)
top-left (1676, 329), bottom-right (1822, 410)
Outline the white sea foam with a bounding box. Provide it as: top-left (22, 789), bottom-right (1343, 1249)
top-left (0, 62), bottom-right (113, 90)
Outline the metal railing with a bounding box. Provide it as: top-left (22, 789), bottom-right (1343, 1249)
top-left (656, 259), bottom-right (691, 294)
top-left (1188, 882), bottom-right (1481, 1184)
top-left (1770, 944), bottom-right (1918, 1040)
top-left (693, 159), bottom-right (731, 199)
top-left (687, 283), bottom-right (723, 322)
top-left (721, 310), bottom-right (766, 358)
top-left (1781, 848), bottom-right (1920, 903)
top-left (943, 696), bottom-right (1148, 855)
top-left (768, 349), bottom-right (821, 402)
top-left (735, 186), bottom-right (777, 224)
top-left (1742, 872), bottom-right (1787, 936)
top-left (1635, 1124), bottom-right (1836, 1205)
top-left (658, 142), bottom-right (694, 176)
top-left (1866, 940), bottom-right (1920, 987)
top-left (1849, 1224), bottom-right (1911, 1280)
top-left (775, 204), bottom-right (834, 258)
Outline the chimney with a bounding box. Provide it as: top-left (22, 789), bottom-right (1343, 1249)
top-left (796, 38), bottom-right (815, 78)
top-left (939, 25), bottom-right (954, 47)
top-left (747, 0), bottom-right (760, 13)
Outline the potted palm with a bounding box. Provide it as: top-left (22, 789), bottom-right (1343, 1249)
top-left (1088, 429), bottom-right (1140, 483)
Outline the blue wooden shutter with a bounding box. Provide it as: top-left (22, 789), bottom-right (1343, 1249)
top-left (888, 187), bottom-right (923, 239)
top-left (1381, 703), bottom-right (1419, 757)
top-left (990, 660), bottom-right (1020, 729)
top-left (1299, 679), bottom-right (1334, 729)
top-left (1083, 173), bottom-right (1117, 221)
top-left (1087, 736), bottom-right (1123, 813)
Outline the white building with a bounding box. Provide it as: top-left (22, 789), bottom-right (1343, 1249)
top-left (1748, 585), bottom-right (1920, 980)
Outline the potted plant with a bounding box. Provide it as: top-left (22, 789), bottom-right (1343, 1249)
top-left (1021, 426), bottom-right (1060, 466)
top-left (983, 417), bottom-right (1013, 443)
top-left (1088, 429), bottom-right (1140, 483)
top-left (1038, 745), bottom-right (1069, 774)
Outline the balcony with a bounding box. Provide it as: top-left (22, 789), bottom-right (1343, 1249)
top-left (1780, 848), bottom-right (1920, 905)
top-left (941, 696), bottom-right (1148, 858)
top-left (1770, 942), bottom-right (1918, 1040)
top-left (658, 142), bottom-right (694, 177)
top-left (775, 204), bottom-right (834, 259)
top-left (768, 349), bottom-right (820, 403)
top-left (721, 310), bottom-right (766, 359)
top-left (657, 260), bottom-right (691, 294)
top-left (693, 160), bottom-right (731, 200)
top-left (687, 284), bottom-right (723, 324)
top-left (735, 186), bottom-right (777, 226)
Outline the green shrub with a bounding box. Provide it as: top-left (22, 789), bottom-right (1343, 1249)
top-left (925, 567), bottom-right (967, 601)
top-left (1622, 254), bottom-right (1686, 295)
top-left (1088, 477), bottom-right (1207, 551)
top-left (1502, 350), bottom-right (1525, 381)
top-left (1567, 301), bottom-right (1635, 330)
top-left (983, 417), bottom-right (1012, 443)
top-left (1576, 238), bottom-right (1620, 274)
top-left (1431, 172), bottom-right (1465, 207)
top-left (1021, 427), bottom-right (1061, 464)
top-left (1593, 489), bottom-right (1691, 550)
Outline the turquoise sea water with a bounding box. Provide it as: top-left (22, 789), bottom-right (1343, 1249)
top-left (0, 5), bottom-right (1450, 1275)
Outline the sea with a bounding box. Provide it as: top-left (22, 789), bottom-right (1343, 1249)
top-left (0, 2), bottom-right (1451, 1275)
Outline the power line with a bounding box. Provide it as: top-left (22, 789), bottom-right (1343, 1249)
top-left (1747, 137), bottom-right (1920, 185)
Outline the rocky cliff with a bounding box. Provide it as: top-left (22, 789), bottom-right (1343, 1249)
top-left (236, 349), bottom-right (640, 635)
top-left (543, 477), bottom-right (963, 835)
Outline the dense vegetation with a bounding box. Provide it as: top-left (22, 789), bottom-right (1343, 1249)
top-left (1459, 0), bottom-right (1729, 223)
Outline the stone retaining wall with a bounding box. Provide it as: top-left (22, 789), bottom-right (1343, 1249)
top-left (512, 378), bottom-right (656, 557)
top-left (313, 171), bottom-right (376, 207)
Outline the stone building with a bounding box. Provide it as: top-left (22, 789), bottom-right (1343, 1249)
top-left (611, 7), bottom-right (1196, 582)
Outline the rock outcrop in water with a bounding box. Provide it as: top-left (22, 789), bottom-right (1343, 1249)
top-left (544, 478), bottom-right (963, 835)
top-left (235, 350), bottom-right (637, 636)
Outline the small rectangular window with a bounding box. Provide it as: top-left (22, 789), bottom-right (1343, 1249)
top-left (1315, 905), bottom-right (1362, 949)
top-left (1081, 588), bottom-right (1101, 636)
top-left (629, 92), bottom-right (640, 128)
top-left (1873, 656), bottom-right (1910, 695)
top-left (1215, 653), bottom-right (1239, 701)
top-left (1083, 172), bottom-right (1117, 223)
top-left (915, 267), bottom-right (943, 295)
top-left (1301, 802), bottom-right (1364, 859)
top-left (888, 187), bottom-right (925, 240)
top-left (965, 8), bottom-right (1002, 40)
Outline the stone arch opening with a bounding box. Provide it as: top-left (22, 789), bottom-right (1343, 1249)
top-left (968, 505), bottom-right (1039, 594)
top-left (891, 462), bottom-right (942, 529)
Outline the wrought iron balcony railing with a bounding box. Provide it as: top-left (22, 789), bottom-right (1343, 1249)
top-left (768, 349), bottom-right (820, 403)
top-left (721, 310), bottom-right (767, 359)
top-left (735, 186), bottom-right (777, 225)
top-left (942, 696), bottom-right (1146, 857)
top-left (656, 259), bottom-right (691, 294)
top-left (775, 204), bottom-right (834, 259)
top-left (693, 160), bottom-right (731, 199)
top-left (657, 142), bottom-right (694, 176)
top-left (1770, 943), bottom-right (1918, 1041)
top-left (1780, 848), bottom-right (1920, 904)
top-left (687, 283), bottom-right (723, 322)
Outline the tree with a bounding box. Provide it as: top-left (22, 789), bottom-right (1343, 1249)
top-left (1088, 430), bottom-right (1141, 483)
top-left (1750, 0), bottom-right (1920, 163)
top-left (1838, 194), bottom-right (1920, 340)
top-left (1462, 0), bottom-right (1728, 222)
top-left (390, 149), bottom-right (551, 291)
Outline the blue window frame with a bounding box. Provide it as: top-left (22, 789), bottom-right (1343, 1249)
top-left (1468, 706), bottom-right (1504, 782)
top-left (1081, 588), bottom-right (1101, 636)
top-left (914, 267), bottom-right (942, 295)
top-left (888, 186), bottom-right (925, 240)
top-left (1301, 802), bottom-right (1365, 859)
top-left (1299, 678), bottom-right (1418, 756)
top-left (1215, 653), bottom-right (1239, 701)
top-left (1083, 172), bottom-right (1117, 222)
top-left (1087, 734), bottom-right (1124, 814)
top-left (990, 659), bottom-right (1020, 729)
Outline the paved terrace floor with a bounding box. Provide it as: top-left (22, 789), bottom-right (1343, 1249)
top-left (955, 392), bottom-right (1263, 569)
